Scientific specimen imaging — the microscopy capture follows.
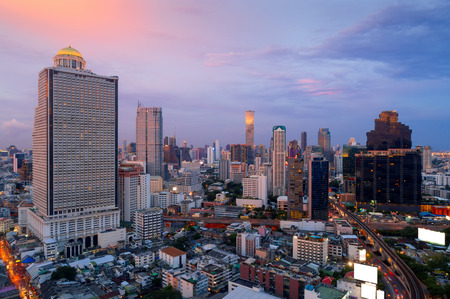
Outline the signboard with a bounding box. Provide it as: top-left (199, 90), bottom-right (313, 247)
top-left (354, 263), bottom-right (377, 284)
top-left (361, 282), bottom-right (377, 299)
top-left (418, 228), bottom-right (445, 246)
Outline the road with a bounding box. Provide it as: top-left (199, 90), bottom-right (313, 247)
top-left (0, 239), bottom-right (38, 299)
top-left (331, 201), bottom-right (427, 299)
top-left (163, 215), bottom-right (280, 226)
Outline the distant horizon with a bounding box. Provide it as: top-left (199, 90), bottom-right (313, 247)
top-left (1, 1), bottom-right (449, 150)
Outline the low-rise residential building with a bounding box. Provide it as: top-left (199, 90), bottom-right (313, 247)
top-left (293, 233), bottom-right (328, 265)
top-left (159, 247), bottom-right (187, 269)
top-left (179, 271), bottom-right (208, 298)
top-left (133, 250), bottom-right (156, 267)
top-left (237, 233), bottom-right (261, 257)
top-left (0, 218), bottom-right (14, 233)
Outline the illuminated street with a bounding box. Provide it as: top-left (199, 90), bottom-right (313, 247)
top-left (0, 239), bottom-right (38, 299)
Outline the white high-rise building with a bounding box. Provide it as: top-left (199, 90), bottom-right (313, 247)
top-left (423, 146), bottom-right (432, 171)
top-left (272, 126), bottom-right (286, 196)
top-left (135, 208), bottom-right (163, 240)
top-left (207, 147), bottom-right (214, 164)
top-left (27, 46), bottom-right (121, 257)
top-left (118, 163), bottom-right (150, 223)
top-left (213, 139), bottom-right (221, 161)
top-left (243, 175), bottom-right (267, 206)
top-left (136, 106), bottom-right (163, 176)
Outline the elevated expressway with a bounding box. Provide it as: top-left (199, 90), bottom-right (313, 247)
top-left (331, 200), bottom-right (427, 299)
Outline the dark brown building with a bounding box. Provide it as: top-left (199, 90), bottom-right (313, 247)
top-left (355, 149), bottom-right (422, 212)
top-left (287, 157), bottom-right (306, 219)
top-left (230, 144), bottom-right (248, 164)
top-left (366, 111), bottom-right (412, 150)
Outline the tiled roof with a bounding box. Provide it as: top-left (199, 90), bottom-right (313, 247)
top-left (161, 246), bottom-right (187, 257)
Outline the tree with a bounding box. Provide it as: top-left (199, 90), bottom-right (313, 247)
top-left (51, 266), bottom-right (77, 281)
top-left (329, 179), bottom-right (340, 189)
top-left (143, 285), bottom-right (182, 299)
top-left (152, 277), bottom-right (162, 288)
top-left (227, 233), bottom-right (237, 246)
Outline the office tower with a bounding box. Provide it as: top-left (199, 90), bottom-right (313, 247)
top-left (219, 159), bottom-right (230, 181)
top-left (19, 160), bottom-right (32, 182)
top-left (342, 143), bottom-right (366, 193)
top-left (136, 106), bottom-right (163, 176)
top-left (230, 162), bottom-right (246, 183)
top-left (245, 110), bottom-right (255, 147)
top-left (213, 139), bottom-right (221, 161)
top-left (28, 46), bottom-right (121, 257)
top-left (182, 140), bottom-right (187, 148)
top-left (356, 149), bottom-right (422, 212)
top-left (287, 157), bottom-right (305, 220)
top-left (230, 144), bottom-right (248, 164)
top-left (207, 147), bottom-right (214, 164)
top-left (301, 132), bottom-right (307, 153)
top-left (13, 153), bottom-right (25, 173)
top-left (135, 207), bottom-right (163, 240)
top-left (366, 110), bottom-right (412, 150)
top-left (118, 163), bottom-right (150, 223)
top-left (308, 155), bottom-right (329, 221)
top-left (7, 145), bottom-right (19, 158)
top-left (318, 128), bottom-right (331, 152)
top-left (272, 126), bottom-right (286, 196)
top-left (288, 140), bottom-right (300, 158)
top-left (356, 111), bottom-right (421, 212)
top-left (127, 142), bottom-right (136, 154)
top-left (243, 175), bottom-right (268, 205)
top-left (423, 146), bottom-right (432, 171)
top-left (122, 139), bottom-right (127, 157)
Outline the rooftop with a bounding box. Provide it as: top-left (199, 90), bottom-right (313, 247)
top-left (160, 246), bottom-right (187, 257)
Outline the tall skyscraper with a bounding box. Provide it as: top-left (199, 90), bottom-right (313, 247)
top-left (28, 46), bottom-right (121, 257)
top-left (230, 144), bottom-right (248, 164)
top-left (272, 126), bottom-right (286, 196)
top-left (301, 132), bottom-right (307, 152)
top-left (287, 157), bottom-right (305, 219)
top-left (356, 149), bottom-right (422, 212)
top-left (308, 155), bottom-right (329, 221)
top-left (423, 146), bottom-right (432, 171)
top-left (356, 111), bottom-right (421, 212)
top-left (213, 139), bottom-right (221, 161)
top-left (136, 106), bottom-right (163, 176)
top-left (366, 111), bottom-right (412, 150)
top-left (245, 110), bottom-right (255, 147)
top-left (318, 128), bottom-right (331, 152)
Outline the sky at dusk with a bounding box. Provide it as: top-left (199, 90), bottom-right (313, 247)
top-left (0, 0), bottom-right (449, 151)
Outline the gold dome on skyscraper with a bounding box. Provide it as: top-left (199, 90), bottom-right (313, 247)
top-left (56, 46), bottom-right (83, 58)
top-left (53, 46), bottom-right (86, 70)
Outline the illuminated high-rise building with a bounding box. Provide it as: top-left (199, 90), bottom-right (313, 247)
top-left (28, 46), bottom-right (121, 258)
top-left (272, 126), bottom-right (286, 196)
top-left (366, 111), bottom-right (412, 150)
top-left (136, 106), bottom-right (163, 176)
top-left (245, 110), bottom-right (255, 147)
top-left (308, 155), bottom-right (329, 221)
top-left (356, 111), bottom-right (421, 212)
top-left (287, 157), bottom-right (306, 219)
top-left (318, 128), bottom-right (331, 152)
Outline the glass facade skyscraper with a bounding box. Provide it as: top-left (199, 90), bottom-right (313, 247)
top-left (136, 106), bottom-right (163, 176)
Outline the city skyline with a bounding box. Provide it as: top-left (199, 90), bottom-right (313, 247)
top-left (1, 1), bottom-right (450, 150)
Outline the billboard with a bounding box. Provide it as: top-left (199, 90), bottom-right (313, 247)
top-left (359, 249), bottom-right (367, 262)
top-left (354, 263), bottom-right (378, 284)
top-left (377, 290), bottom-right (385, 299)
top-left (418, 228), bottom-right (445, 246)
top-left (361, 282), bottom-right (377, 299)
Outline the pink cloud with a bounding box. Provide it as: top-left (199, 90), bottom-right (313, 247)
top-left (297, 78), bottom-right (342, 96)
